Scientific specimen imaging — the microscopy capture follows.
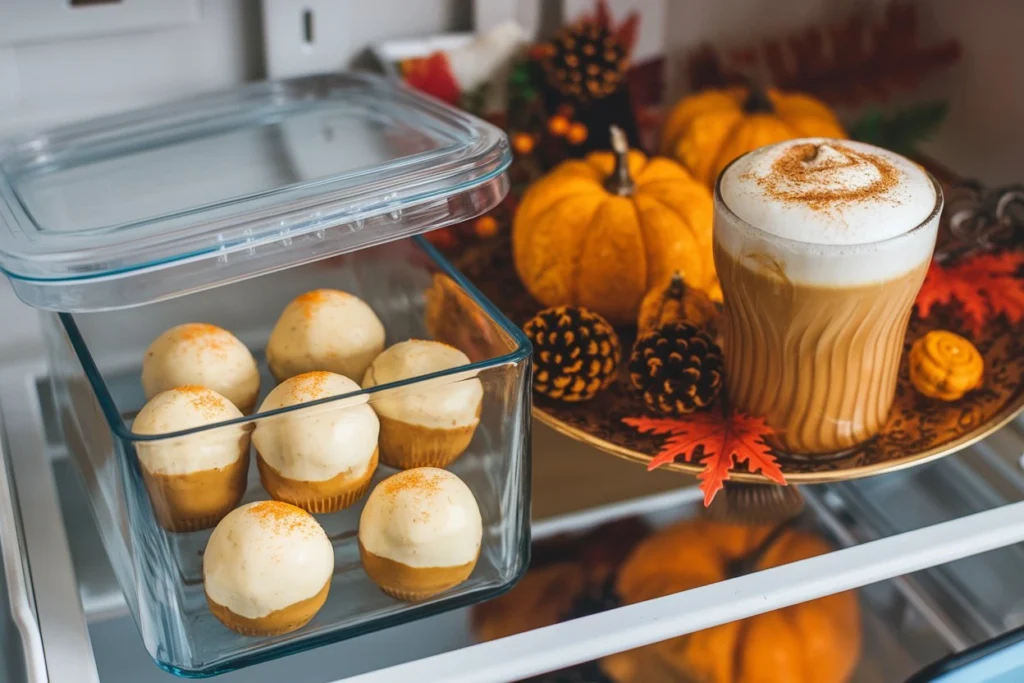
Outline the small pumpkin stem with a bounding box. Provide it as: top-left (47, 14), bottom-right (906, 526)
top-left (725, 516), bottom-right (798, 579)
top-left (743, 85), bottom-right (774, 114)
top-left (605, 125), bottom-right (635, 196)
top-left (667, 271), bottom-right (686, 299)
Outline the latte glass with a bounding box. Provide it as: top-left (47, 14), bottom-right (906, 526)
top-left (713, 142), bottom-right (943, 456)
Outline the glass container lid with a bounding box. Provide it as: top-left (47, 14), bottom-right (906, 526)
top-left (0, 73), bottom-right (510, 311)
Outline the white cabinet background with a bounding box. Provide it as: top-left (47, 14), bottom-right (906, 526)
top-left (0, 0), bottom-right (1018, 360)
top-left (0, 0), bottom-right (1020, 181)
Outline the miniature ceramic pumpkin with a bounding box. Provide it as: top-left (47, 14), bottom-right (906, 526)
top-left (661, 86), bottom-right (846, 187)
top-left (611, 520), bottom-right (861, 683)
top-left (637, 271), bottom-right (719, 338)
top-left (513, 127), bottom-right (716, 325)
top-left (909, 330), bottom-right (984, 401)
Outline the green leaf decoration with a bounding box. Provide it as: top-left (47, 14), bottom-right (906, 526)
top-left (849, 101), bottom-right (950, 156)
top-left (460, 82), bottom-right (492, 117)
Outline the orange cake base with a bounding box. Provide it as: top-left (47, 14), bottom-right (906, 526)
top-left (376, 409), bottom-right (479, 470)
top-left (141, 455), bottom-right (249, 533)
top-left (359, 541), bottom-right (478, 601)
top-left (206, 580), bottom-right (331, 636)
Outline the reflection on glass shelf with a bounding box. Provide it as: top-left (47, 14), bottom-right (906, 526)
top-left (473, 503), bottom-right (951, 683)
top-left (825, 417), bottom-right (1024, 644)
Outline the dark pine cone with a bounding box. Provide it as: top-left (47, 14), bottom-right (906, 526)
top-left (541, 20), bottom-right (628, 104)
top-left (629, 322), bottom-right (724, 415)
top-left (524, 306), bottom-right (621, 402)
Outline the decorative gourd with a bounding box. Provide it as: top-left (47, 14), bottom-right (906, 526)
top-left (909, 330), bottom-right (984, 401)
top-left (661, 86), bottom-right (846, 187)
top-left (637, 271), bottom-right (719, 337)
top-left (513, 127), bottom-right (716, 325)
top-left (612, 520), bottom-right (861, 683)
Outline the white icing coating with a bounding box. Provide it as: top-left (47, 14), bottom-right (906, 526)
top-left (362, 340), bottom-right (483, 429)
top-left (141, 323), bottom-right (260, 413)
top-left (359, 468), bottom-right (482, 568)
top-left (266, 289), bottom-right (385, 382)
top-left (203, 501), bottom-right (334, 619)
top-left (132, 386), bottom-right (248, 476)
top-left (252, 371), bottom-right (379, 482)
top-left (716, 138), bottom-right (941, 286)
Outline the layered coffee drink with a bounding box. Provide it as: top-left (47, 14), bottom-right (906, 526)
top-left (713, 139), bottom-right (942, 455)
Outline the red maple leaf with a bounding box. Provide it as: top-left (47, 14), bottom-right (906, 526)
top-left (400, 52), bottom-right (461, 106)
top-left (623, 410), bottom-right (786, 506)
top-left (982, 252), bottom-right (1024, 324)
top-left (580, 0), bottom-right (640, 56)
top-left (916, 252), bottom-right (1024, 333)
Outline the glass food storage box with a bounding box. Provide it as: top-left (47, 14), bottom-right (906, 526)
top-left (0, 73), bottom-right (531, 676)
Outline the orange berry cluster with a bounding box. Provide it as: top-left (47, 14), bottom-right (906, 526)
top-left (547, 115), bottom-right (588, 145)
top-left (472, 215), bottom-right (500, 239)
top-left (511, 132), bottom-right (536, 155)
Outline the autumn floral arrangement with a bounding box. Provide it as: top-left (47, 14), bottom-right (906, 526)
top-left (392, 0), bottom-right (1024, 505)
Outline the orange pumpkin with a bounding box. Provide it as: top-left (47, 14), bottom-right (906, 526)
top-left (472, 562), bottom-right (585, 642)
top-left (661, 87), bottom-right (846, 187)
top-left (513, 127), bottom-right (716, 325)
top-left (611, 519), bottom-right (861, 683)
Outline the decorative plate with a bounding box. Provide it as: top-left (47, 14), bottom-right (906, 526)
top-left (444, 224), bottom-right (1024, 485)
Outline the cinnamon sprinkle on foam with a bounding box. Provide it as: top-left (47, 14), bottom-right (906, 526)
top-left (753, 142), bottom-right (900, 212)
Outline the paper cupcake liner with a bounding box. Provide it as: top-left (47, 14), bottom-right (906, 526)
top-left (376, 585), bottom-right (444, 603)
top-left (377, 414), bottom-right (479, 470)
top-left (206, 585), bottom-right (328, 637)
top-left (360, 543), bottom-right (477, 603)
top-left (159, 511), bottom-right (230, 534)
top-left (287, 475), bottom-right (375, 514)
top-left (256, 450), bottom-right (377, 514)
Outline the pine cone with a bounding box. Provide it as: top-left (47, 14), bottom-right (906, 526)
top-left (541, 21), bottom-right (628, 103)
top-left (629, 323), bottom-right (724, 415)
top-left (524, 306), bottom-right (621, 402)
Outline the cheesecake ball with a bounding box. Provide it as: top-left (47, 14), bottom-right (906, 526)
top-left (142, 323), bottom-right (260, 413)
top-left (204, 501), bottom-right (334, 636)
top-left (252, 371), bottom-right (379, 513)
top-left (362, 340), bottom-right (483, 469)
top-left (265, 289), bottom-right (385, 383)
top-left (359, 468), bottom-right (482, 601)
top-left (133, 386), bottom-right (250, 532)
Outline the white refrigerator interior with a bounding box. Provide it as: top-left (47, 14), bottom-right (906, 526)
top-left (1, 1), bottom-right (1023, 682)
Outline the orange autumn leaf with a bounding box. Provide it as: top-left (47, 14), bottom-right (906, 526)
top-left (916, 252), bottom-right (1024, 333)
top-left (623, 410), bottom-right (786, 506)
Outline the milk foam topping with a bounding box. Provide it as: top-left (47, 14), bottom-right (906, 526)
top-left (716, 138), bottom-right (940, 285)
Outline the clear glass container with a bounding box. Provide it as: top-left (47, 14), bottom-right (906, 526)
top-left (43, 237), bottom-right (532, 676)
top-left (0, 73), bottom-right (510, 311)
top-left (1, 72), bottom-right (530, 676)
